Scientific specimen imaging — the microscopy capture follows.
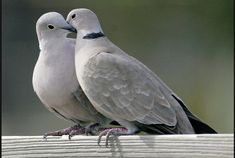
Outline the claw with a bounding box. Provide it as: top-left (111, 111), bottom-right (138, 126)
top-left (97, 127), bottom-right (128, 147)
top-left (85, 130), bottom-right (89, 136)
top-left (98, 129), bottom-right (109, 146)
top-left (105, 130), bottom-right (113, 147)
top-left (43, 130), bottom-right (62, 140)
top-left (68, 134), bottom-right (72, 140)
top-left (43, 134), bottom-right (48, 140)
top-left (68, 126), bottom-right (86, 140)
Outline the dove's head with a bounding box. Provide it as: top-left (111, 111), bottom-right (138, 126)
top-left (66, 8), bottom-right (103, 37)
top-left (36, 12), bottom-right (76, 49)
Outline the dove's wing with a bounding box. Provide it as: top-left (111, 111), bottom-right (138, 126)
top-left (84, 52), bottom-right (177, 126)
top-left (72, 85), bottom-right (99, 115)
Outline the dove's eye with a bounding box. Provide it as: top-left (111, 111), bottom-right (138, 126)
top-left (71, 14), bottom-right (76, 19)
top-left (48, 24), bottom-right (54, 29)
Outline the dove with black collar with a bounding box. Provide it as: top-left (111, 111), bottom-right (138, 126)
top-left (66, 8), bottom-right (217, 146)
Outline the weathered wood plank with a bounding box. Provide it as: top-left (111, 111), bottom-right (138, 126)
top-left (2, 134), bottom-right (233, 158)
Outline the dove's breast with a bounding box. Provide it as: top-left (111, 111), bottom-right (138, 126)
top-left (32, 40), bottom-right (101, 123)
top-left (33, 51), bottom-right (77, 107)
top-left (33, 39), bottom-right (78, 104)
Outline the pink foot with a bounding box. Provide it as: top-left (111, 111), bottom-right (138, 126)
top-left (69, 123), bottom-right (111, 139)
top-left (68, 126), bottom-right (86, 140)
top-left (98, 127), bottom-right (128, 147)
top-left (43, 124), bottom-right (85, 139)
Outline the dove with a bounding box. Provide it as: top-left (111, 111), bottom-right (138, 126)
top-left (33, 12), bottom-right (115, 138)
top-left (66, 8), bottom-right (217, 146)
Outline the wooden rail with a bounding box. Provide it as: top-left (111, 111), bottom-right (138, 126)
top-left (2, 134), bottom-right (233, 158)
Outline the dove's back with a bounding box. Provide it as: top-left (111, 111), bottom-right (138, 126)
top-left (75, 36), bottom-right (216, 134)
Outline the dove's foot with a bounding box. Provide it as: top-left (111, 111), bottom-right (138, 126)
top-left (43, 124), bottom-right (85, 139)
top-left (98, 127), bottom-right (128, 147)
top-left (68, 125), bottom-right (86, 140)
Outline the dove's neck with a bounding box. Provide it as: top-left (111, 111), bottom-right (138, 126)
top-left (78, 28), bottom-right (104, 40)
top-left (38, 31), bottom-right (68, 50)
top-left (39, 36), bottom-right (66, 51)
top-left (83, 32), bottom-right (105, 39)
top-left (39, 38), bottom-right (47, 50)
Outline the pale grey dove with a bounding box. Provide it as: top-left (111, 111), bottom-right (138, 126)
top-left (66, 8), bottom-right (217, 146)
top-left (33, 12), bottom-right (116, 138)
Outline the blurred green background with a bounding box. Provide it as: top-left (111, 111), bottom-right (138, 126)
top-left (2, 0), bottom-right (233, 135)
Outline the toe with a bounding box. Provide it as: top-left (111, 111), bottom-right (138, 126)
top-left (97, 129), bottom-right (110, 145)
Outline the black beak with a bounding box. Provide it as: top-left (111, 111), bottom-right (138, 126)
top-left (61, 26), bottom-right (77, 33)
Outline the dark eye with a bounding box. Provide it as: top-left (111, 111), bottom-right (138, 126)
top-left (47, 24), bottom-right (54, 29)
top-left (71, 14), bottom-right (76, 19)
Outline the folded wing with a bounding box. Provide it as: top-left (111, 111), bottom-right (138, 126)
top-left (83, 52), bottom-right (177, 126)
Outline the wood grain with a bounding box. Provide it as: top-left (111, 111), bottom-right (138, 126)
top-left (2, 134), bottom-right (233, 158)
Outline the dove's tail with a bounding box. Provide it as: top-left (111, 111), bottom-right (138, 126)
top-left (172, 94), bottom-right (217, 134)
top-left (134, 95), bottom-right (217, 135)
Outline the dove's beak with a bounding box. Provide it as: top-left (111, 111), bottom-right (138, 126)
top-left (61, 25), bottom-right (77, 33)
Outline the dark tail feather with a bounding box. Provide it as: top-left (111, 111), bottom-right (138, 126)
top-left (172, 94), bottom-right (217, 134)
top-left (134, 122), bottom-right (179, 134)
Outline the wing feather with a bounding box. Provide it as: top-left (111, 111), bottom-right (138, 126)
top-left (83, 52), bottom-right (177, 126)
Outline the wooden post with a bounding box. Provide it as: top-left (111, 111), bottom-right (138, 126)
top-left (2, 134), bottom-right (233, 158)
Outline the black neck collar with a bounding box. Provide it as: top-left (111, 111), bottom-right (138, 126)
top-left (83, 32), bottom-right (105, 39)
